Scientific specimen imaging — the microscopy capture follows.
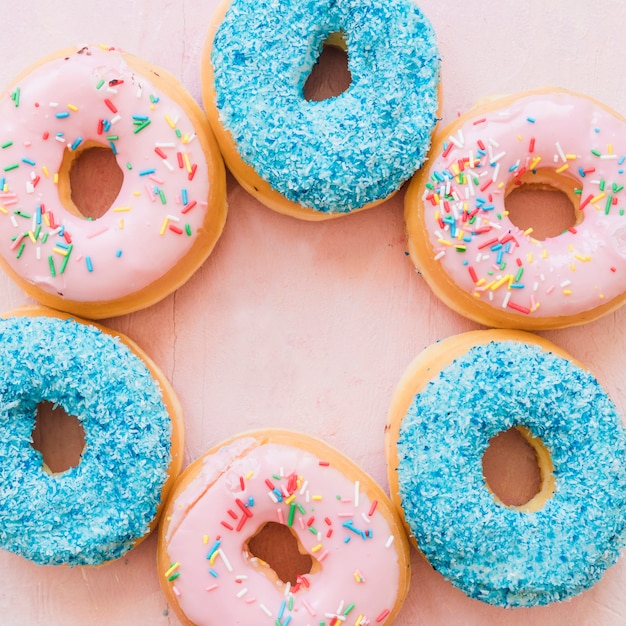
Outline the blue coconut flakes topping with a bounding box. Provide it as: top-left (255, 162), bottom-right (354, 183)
top-left (0, 315), bottom-right (172, 566)
top-left (211, 0), bottom-right (440, 213)
top-left (396, 340), bottom-right (626, 607)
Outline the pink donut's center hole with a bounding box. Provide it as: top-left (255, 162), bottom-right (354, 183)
top-left (245, 521), bottom-right (319, 585)
top-left (30, 401), bottom-right (86, 473)
top-left (505, 169), bottom-right (581, 240)
top-left (304, 31), bottom-right (352, 102)
top-left (59, 144), bottom-right (124, 220)
top-left (482, 426), bottom-right (552, 510)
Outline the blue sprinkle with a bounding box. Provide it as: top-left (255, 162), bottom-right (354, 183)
top-left (56, 111), bottom-right (70, 119)
top-left (85, 256), bottom-right (93, 272)
top-left (21, 157), bottom-right (36, 166)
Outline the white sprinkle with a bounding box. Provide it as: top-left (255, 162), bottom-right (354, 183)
top-left (36, 247), bottom-right (41, 260)
top-left (434, 250), bottom-right (446, 261)
top-left (385, 535), bottom-right (395, 548)
top-left (502, 291), bottom-right (511, 309)
top-left (110, 114), bottom-right (122, 125)
top-left (10, 215), bottom-right (18, 228)
top-left (236, 587), bottom-right (248, 599)
top-left (218, 549), bottom-right (233, 572)
top-left (156, 142), bottom-right (176, 148)
top-left (48, 101), bottom-right (58, 108)
top-left (162, 159), bottom-right (174, 172)
top-left (560, 279), bottom-right (572, 288)
top-left (260, 604), bottom-right (272, 617)
top-left (555, 141), bottom-right (566, 162)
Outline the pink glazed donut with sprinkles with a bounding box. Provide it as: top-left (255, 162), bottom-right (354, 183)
top-left (157, 429), bottom-right (410, 626)
top-left (0, 44), bottom-right (226, 319)
top-left (405, 88), bottom-right (626, 330)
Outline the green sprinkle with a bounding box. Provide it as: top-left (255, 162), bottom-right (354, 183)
top-left (591, 149), bottom-right (602, 157)
top-left (41, 232), bottom-right (49, 244)
top-left (59, 244), bottom-right (73, 274)
top-left (14, 210), bottom-right (30, 219)
top-left (1, 141), bottom-right (13, 149)
top-left (175, 128), bottom-right (182, 138)
top-left (185, 223), bottom-right (192, 236)
top-left (296, 503), bottom-right (306, 515)
top-left (106, 135), bottom-right (119, 141)
top-left (11, 88), bottom-right (20, 107)
top-left (167, 572), bottom-right (180, 582)
top-left (133, 119), bottom-right (151, 134)
top-left (4, 163), bottom-right (19, 172)
top-left (514, 267), bottom-right (524, 283)
top-left (287, 502), bottom-right (296, 527)
top-left (158, 189), bottom-right (167, 204)
top-left (600, 179), bottom-right (606, 192)
top-left (605, 195), bottom-right (613, 215)
top-left (344, 603), bottom-right (356, 615)
top-left (96, 79), bottom-right (105, 89)
top-left (16, 241), bottom-right (25, 258)
top-left (48, 255), bottom-right (56, 277)
top-left (125, 162), bottom-right (132, 170)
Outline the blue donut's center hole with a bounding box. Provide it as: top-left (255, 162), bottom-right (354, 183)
top-left (245, 521), bottom-right (320, 585)
top-left (30, 401), bottom-right (86, 474)
top-left (303, 32), bottom-right (352, 102)
top-left (482, 426), bottom-right (543, 508)
top-left (59, 144), bottom-right (124, 220)
top-left (505, 169), bottom-right (581, 240)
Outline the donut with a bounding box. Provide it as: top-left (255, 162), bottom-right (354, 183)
top-left (202, 0), bottom-right (440, 220)
top-left (158, 429), bottom-right (410, 625)
top-left (386, 329), bottom-right (626, 607)
top-left (405, 88), bottom-right (626, 329)
top-left (0, 44), bottom-right (227, 319)
top-left (0, 305), bottom-right (183, 566)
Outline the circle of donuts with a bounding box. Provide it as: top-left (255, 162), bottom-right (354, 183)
top-left (1, 0), bottom-right (626, 623)
top-left (386, 330), bottom-right (626, 607)
top-left (0, 306), bottom-right (183, 566)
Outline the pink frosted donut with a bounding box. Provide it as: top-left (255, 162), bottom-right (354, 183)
top-left (157, 430), bottom-right (410, 626)
top-left (405, 88), bottom-right (626, 329)
top-left (0, 44), bottom-right (226, 319)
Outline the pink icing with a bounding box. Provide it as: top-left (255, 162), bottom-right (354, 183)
top-left (163, 437), bottom-right (402, 625)
top-left (420, 91), bottom-right (626, 318)
top-left (0, 45), bottom-right (211, 302)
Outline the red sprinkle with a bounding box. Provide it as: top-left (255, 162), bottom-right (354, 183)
top-left (227, 509), bottom-right (238, 520)
top-left (154, 147), bottom-right (168, 159)
top-left (318, 461), bottom-right (330, 467)
top-left (507, 301), bottom-right (531, 314)
top-left (177, 152), bottom-right (184, 168)
top-left (611, 266), bottom-right (617, 272)
top-left (104, 98), bottom-right (118, 114)
top-left (42, 131), bottom-right (49, 141)
top-left (239, 476), bottom-right (245, 491)
top-left (472, 117), bottom-right (486, 125)
top-left (367, 500), bottom-right (379, 517)
top-left (235, 498), bottom-right (253, 518)
top-left (235, 515), bottom-right (248, 532)
top-left (468, 266), bottom-right (479, 283)
top-left (188, 163), bottom-right (198, 181)
top-left (168, 224), bottom-right (183, 235)
top-left (528, 137), bottom-right (535, 152)
top-left (220, 521), bottom-right (234, 531)
top-left (478, 237), bottom-right (499, 250)
top-left (578, 194), bottom-right (594, 211)
top-left (181, 200), bottom-right (197, 214)
top-left (442, 142), bottom-right (454, 158)
top-left (376, 609), bottom-right (391, 623)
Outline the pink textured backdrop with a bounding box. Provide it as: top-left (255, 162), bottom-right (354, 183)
top-left (1, 1), bottom-right (626, 624)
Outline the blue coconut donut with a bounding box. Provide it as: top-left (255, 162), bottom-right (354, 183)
top-left (203, 0), bottom-right (440, 219)
top-left (0, 307), bottom-right (183, 566)
top-left (386, 330), bottom-right (626, 607)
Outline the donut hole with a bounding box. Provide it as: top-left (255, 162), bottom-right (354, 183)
top-left (505, 168), bottom-right (581, 240)
top-left (303, 31), bottom-right (352, 102)
top-left (245, 521), bottom-right (321, 585)
top-left (482, 426), bottom-right (555, 512)
top-left (58, 142), bottom-right (124, 220)
top-left (30, 401), bottom-right (86, 474)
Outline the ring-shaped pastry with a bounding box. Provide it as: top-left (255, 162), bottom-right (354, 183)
top-left (0, 306), bottom-right (183, 566)
top-left (203, 0), bottom-right (440, 219)
top-left (386, 329), bottom-right (626, 607)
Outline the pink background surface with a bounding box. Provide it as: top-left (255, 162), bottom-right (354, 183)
top-left (2, 1), bottom-right (626, 624)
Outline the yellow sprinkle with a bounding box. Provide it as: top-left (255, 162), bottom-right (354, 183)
top-left (475, 278), bottom-right (486, 287)
top-left (497, 181), bottom-right (505, 189)
top-left (53, 172), bottom-right (59, 184)
top-left (67, 103), bottom-right (79, 112)
top-left (284, 494), bottom-right (296, 505)
top-left (523, 227), bottom-right (534, 236)
top-left (608, 143), bottom-right (614, 155)
top-left (164, 562), bottom-right (180, 578)
top-left (555, 163), bottom-right (569, 174)
top-left (42, 165), bottom-right (49, 178)
top-left (570, 264), bottom-right (576, 271)
top-left (437, 238), bottom-right (453, 247)
top-left (517, 134), bottom-right (523, 141)
top-left (312, 495), bottom-right (323, 501)
top-left (52, 246), bottom-right (69, 256)
top-left (353, 570), bottom-right (365, 583)
top-left (182, 133), bottom-right (191, 144)
top-left (310, 544), bottom-right (323, 553)
top-left (0, 206), bottom-right (7, 215)
top-left (133, 190), bottom-right (141, 196)
top-left (203, 535), bottom-right (209, 544)
top-left (568, 243), bottom-right (574, 252)
top-left (542, 248), bottom-right (548, 259)
top-left (113, 206), bottom-right (132, 212)
top-left (529, 156), bottom-right (542, 170)
top-left (472, 291), bottom-right (482, 299)
top-left (160, 217), bottom-right (169, 235)
top-left (563, 289), bottom-right (573, 295)
top-left (98, 43), bottom-right (109, 50)
top-left (355, 616), bottom-right (365, 626)
top-left (209, 551), bottom-right (219, 565)
top-left (574, 254), bottom-right (591, 262)
top-left (599, 293), bottom-right (604, 299)
top-left (183, 152), bottom-right (192, 174)
top-left (456, 230), bottom-right (464, 241)
top-left (490, 275), bottom-right (512, 291)
top-left (245, 471), bottom-right (254, 479)
top-left (165, 114), bottom-right (177, 129)
top-left (43, 214), bottom-right (50, 227)
top-left (119, 219), bottom-right (124, 230)
top-left (433, 193), bottom-right (440, 205)
top-left (434, 210), bottom-right (440, 221)
top-left (591, 192), bottom-right (606, 204)
top-left (28, 231), bottom-right (37, 244)
top-left (451, 163), bottom-right (460, 176)
top-left (566, 153), bottom-right (577, 160)
top-left (527, 253), bottom-right (533, 263)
